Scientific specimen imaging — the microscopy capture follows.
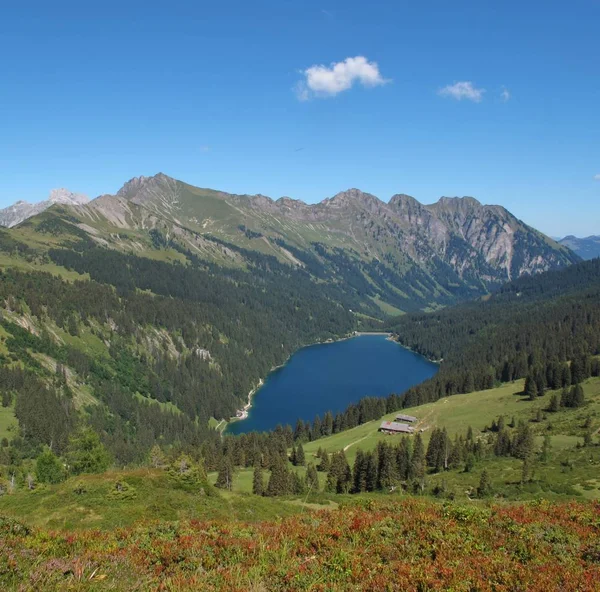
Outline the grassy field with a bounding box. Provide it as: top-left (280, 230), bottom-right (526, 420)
top-left (0, 468), bottom-right (333, 531)
top-left (0, 403), bottom-right (17, 441)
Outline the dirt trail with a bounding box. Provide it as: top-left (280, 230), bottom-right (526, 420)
top-left (343, 434), bottom-right (372, 452)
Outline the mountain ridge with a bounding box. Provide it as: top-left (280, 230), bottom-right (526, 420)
top-left (3, 172), bottom-right (578, 317)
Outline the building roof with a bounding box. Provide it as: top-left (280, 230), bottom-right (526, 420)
top-left (395, 414), bottom-right (418, 423)
top-left (379, 421), bottom-right (414, 433)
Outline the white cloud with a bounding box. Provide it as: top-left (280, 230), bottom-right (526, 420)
top-left (438, 81), bottom-right (485, 102)
top-left (295, 56), bottom-right (389, 100)
top-left (594, 174), bottom-right (600, 181)
top-left (500, 87), bottom-right (511, 102)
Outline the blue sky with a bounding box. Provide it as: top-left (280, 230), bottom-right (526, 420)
top-left (1, 0), bottom-right (598, 236)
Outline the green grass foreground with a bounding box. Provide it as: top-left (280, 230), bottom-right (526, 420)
top-left (1, 498), bottom-right (599, 591)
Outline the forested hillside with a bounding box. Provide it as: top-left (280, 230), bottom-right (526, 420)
top-left (388, 258), bottom-right (600, 406)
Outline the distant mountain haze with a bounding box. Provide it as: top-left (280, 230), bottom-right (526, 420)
top-left (0, 188), bottom-right (88, 228)
top-left (559, 235), bottom-right (600, 260)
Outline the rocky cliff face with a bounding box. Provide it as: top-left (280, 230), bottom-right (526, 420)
top-left (0, 189), bottom-right (88, 228)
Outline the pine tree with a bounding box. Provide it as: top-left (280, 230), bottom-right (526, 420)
top-left (396, 437), bottom-right (411, 480)
top-left (215, 456), bottom-right (234, 491)
top-left (317, 449), bottom-right (330, 472)
top-left (477, 469), bottom-right (492, 497)
top-left (305, 462), bottom-right (320, 493)
top-left (149, 445), bottom-right (167, 469)
top-left (409, 434), bottom-right (426, 492)
top-left (291, 471), bottom-right (305, 494)
top-left (541, 434), bottom-right (551, 462)
top-left (252, 464), bottom-right (264, 496)
top-left (377, 443), bottom-right (398, 490)
top-left (521, 456), bottom-right (533, 484)
top-left (548, 394), bottom-right (560, 413)
top-left (524, 374), bottom-right (538, 400)
top-left (464, 453), bottom-right (475, 473)
top-left (295, 443), bottom-right (306, 466)
top-left (572, 384), bottom-right (585, 408)
top-left (512, 421), bottom-right (535, 460)
top-left (265, 457), bottom-right (290, 497)
top-left (365, 452), bottom-right (378, 492)
top-left (35, 448), bottom-right (65, 484)
top-left (352, 450), bottom-right (367, 493)
top-left (66, 428), bottom-right (111, 475)
top-left (289, 445), bottom-right (297, 466)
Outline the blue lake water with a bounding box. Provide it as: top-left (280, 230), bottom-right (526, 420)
top-left (226, 333), bottom-right (438, 435)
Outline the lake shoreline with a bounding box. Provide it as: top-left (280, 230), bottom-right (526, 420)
top-left (224, 331), bottom-right (396, 430)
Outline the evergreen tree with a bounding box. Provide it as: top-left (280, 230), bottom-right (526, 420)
top-left (477, 469), bottom-right (492, 497)
top-left (149, 445), bottom-right (167, 469)
top-left (512, 421), bottom-right (535, 460)
top-left (291, 471), bottom-right (305, 494)
top-left (352, 450), bottom-right (367, 493)
top-left (572, 384), bottom-right (585, 408)
top-left (396, 437), bottom-right (412, 480)
top-left (289, 445), bottom-right (297, 466)
top-left (323, 412), bottom-right (334, 437)
top-left (305, 462), bottom-right (320, 493)
top-left (215, 456), bottom-right (234, 491)
top-left (35, 448), bottom-right (65, 484)
top-left (464, 453), bottom-right (475, 473)
top-left (66, 428), bottom-right (111, 475)
top-left (548, 394), bottom-right (560, 413)
top-left (252, 464), bottom-right (264, 496)
top-left (409, 434), bottom-right (426, 492)
top-left (524, 374), bottom-right (538, 400)
top-left (265, 457), bottom-right (290, 497)
top-left (521, 456), bottom-right (534, 484)
top-left (365, 452), bottom-right (378, 492)
top-left (377, 443), bottom-right (398, 490)
top-left (295, 443), bottom-right (306, 466)
top-left (541, 434), bottom-right (551, 462)
top-left (317, 448), bottom-right (330, 472)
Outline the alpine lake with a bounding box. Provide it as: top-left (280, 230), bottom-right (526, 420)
top-left (226, 333), bottom-right (438, 435)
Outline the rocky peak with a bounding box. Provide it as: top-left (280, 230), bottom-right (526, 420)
top-left (0, 188), bottom-right (88, 228)
top-left (117, 173), bottom-right (174, 200)
top-left (48, 188), bottom-right (89, 206)
top-left (432, 196), bottom-right (482, 210)
top-left (323, 188), bottom-right (383, 210)
top-left (388, 193), bottom-right (426, 214)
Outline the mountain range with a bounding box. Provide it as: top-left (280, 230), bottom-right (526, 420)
top-left (1, 173), bottom-right (577, 316)
top-left (0, 188), bottom-right (89, 228)
top-left (559, 235), bottom-right (600, 260)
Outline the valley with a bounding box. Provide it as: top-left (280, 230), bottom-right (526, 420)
top-left (0, 174), bottom-right (598, 591)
